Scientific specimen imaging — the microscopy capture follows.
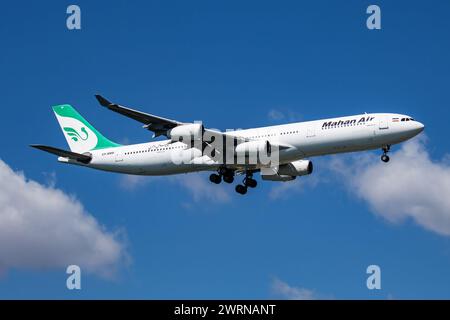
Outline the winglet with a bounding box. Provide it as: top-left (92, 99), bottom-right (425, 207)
top-left (95, 94), bottom-right (112, 107)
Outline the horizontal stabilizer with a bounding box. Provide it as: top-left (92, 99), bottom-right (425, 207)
top-left (30, 145), bottom-right (92, 164)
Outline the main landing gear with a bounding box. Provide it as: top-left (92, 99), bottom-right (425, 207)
top-left (381, 145), bottom-right (391, 163)
top-left (235, 172), bottom-right (257, 195)
top-left (209, 168), bottom-right (234, 185)
top-left (209, 169), bottom-right (257, 195)
top-left (209, 173), bottom-right (222, 184)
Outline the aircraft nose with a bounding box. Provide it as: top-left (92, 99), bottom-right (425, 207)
top-left (416, 121), bottom-right (425, 132)
top-left (412, 121), bottom-right (425, 135)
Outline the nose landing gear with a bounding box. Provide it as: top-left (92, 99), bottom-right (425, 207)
top-left (381, 145), bottom-right (391, 163)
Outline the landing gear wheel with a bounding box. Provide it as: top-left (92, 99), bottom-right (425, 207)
top-left (380, 145), bottom-right (391, 163)
top-left (223, 175), bottom-right (234, 184)
top-left (209, 173), bottom-right (222, 184)
top-left (244, 178), bottom-right (257, 188)
top-left (235, 184), bottom-right (248, 195)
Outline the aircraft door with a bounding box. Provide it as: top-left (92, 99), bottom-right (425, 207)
top-left (379, 118), bottom-right (389, 130)
top-left (115, 151), bottom-right (124, 162)
top-left (306, 127), bottom-right (315, 138)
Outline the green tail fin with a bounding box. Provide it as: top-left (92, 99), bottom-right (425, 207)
top-left (52, 104), bottom-right (121, 153)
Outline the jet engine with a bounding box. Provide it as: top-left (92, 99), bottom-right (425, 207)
top-left (261, 160), bottom-right (313, 181)
top-left (277, 160), bottom-right (313, 176)
top-left (235, 140), bottom-right (271, 157)
top-left (167, 123), bottom-right (204, 142)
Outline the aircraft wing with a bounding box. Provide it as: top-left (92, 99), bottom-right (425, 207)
top-left (95, 95), bottom-right (182, 138)
top-left (95, 95), bottom-right (292, 149)
top-left (95, 94), bottom-right (247, 143)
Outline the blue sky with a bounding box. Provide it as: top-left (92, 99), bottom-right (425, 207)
top-left (1, 0), bottom-right (450, 299)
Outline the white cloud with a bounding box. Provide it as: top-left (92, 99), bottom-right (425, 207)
top-left (174, 174), bottom-right (231, 203)
top-left (119, 173), bottom-right (231, 203)
top-left (269, 170), bottom-right (321, 200)
top-left (267, 109), bottom-right (302, 123)
top-left (119, 136), bottom-right (450, 237)
top-left (329, 136), bottom-right (450, 236)
top-left (271, 278), bottom-right (317, 300)
top-left (119, 174), bottom-right (149, 190)
top-left (0, 159), bottom-right (127, 278)
top-left (268, 109), bottom-right (285, 121)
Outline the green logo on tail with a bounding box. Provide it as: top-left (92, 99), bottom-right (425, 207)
top-left (63, 127), bottom-right (89, 142)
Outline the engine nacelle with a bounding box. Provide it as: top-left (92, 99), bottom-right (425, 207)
top-left (167, 123), bottom-right (204, 142)
top-left (235, 140), bottom-right (271, 157)
top-left (261, 174), bottom-right (296, 181)
top-left (261, 160), bottom-right (313, 181)
top-left (278, 160), bottom-right (313, 176)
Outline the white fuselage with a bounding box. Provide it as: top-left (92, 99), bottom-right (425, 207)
top-left (59, 113), bottom-right (424, 175)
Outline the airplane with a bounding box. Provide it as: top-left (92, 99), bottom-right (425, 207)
top-left (31, 95), bottom-right (425, 195)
